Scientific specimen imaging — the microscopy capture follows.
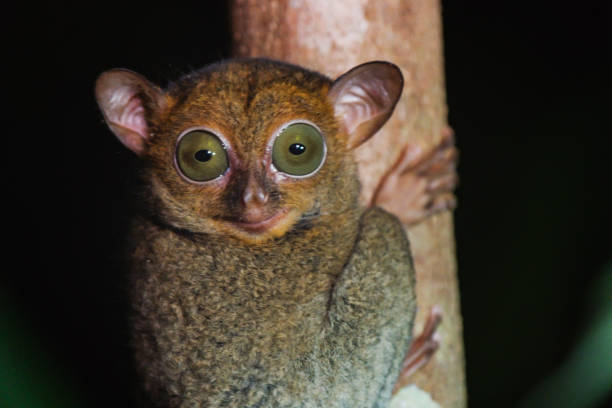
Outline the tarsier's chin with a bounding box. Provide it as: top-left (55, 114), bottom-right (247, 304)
top-left (95, 58), bottom-right (418, 408)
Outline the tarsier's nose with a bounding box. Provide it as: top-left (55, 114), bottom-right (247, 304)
top-left (242, 173), bottom-right (269, 207)
top-left (241, 173), bottom-right (271, 224)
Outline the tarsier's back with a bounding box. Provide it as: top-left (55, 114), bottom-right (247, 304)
top-left (96, 59), bottom-right (416, 407)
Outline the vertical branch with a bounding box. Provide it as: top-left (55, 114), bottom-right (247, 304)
top-left (231, 1), bottom-right (466, 406)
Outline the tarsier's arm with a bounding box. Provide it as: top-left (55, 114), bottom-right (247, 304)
top-left (323, 207), bottom-right (416, 407)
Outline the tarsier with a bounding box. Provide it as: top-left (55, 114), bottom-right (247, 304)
top-left (96, 59), bottom-right (456, 407)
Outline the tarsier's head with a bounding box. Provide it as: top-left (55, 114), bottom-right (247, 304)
top-left (96, 59), bottom-right (402, 244)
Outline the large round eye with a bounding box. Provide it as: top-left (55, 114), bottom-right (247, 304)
top-left (176, 130), bottom-right (229, 182)
top-left (272, 123), bottom-right (326, 177)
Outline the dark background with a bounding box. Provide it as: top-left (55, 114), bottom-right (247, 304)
top-left (5, 1), bottom-right (611, 407)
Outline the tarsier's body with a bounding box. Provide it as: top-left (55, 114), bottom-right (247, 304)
top-left (96, 59), bottom-right (452, 407)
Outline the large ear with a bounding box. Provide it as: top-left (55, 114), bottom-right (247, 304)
top-left (328, 61), bottom-right (403, 149)
top-left (95, 69), bottom-right (166, 155)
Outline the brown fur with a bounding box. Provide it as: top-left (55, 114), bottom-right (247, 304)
top-left (99, 59), bottom-right (415, 407)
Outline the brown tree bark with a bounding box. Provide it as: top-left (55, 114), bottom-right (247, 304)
top-left (231, 1), bottom-right (466, 406)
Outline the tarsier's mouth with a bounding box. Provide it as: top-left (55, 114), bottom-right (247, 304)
top-left (227, 210), bottom-right (290, 234)
top-left (219, 202), bottom-right (320, 239)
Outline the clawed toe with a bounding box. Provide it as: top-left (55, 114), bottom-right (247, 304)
top-left (393, 306), bottom-right (442, 393)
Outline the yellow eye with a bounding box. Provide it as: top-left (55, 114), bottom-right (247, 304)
top-left (272, 123), bottom-right (326, 177)
top-left (176, 130), bottom-right (229, 182)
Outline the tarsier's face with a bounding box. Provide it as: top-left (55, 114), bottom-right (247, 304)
top-left (95, 60), bottom-right (403, 244)
top-left (145, 63), bottom-right (356, 243)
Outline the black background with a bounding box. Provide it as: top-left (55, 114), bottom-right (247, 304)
top-left (6, 1), bottom-right (611, 407)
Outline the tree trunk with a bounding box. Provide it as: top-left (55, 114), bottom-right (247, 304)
top-left (231, 1), bottom-right (466, 406)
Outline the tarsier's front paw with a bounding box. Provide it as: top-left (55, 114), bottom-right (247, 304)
top-left (371, 127), bottom-right (458, 225)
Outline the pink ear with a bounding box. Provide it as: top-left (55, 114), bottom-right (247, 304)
top-left (328, 61), bottom-right (403, 149)
top-left (95, 69), bottom-right (165, 155)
